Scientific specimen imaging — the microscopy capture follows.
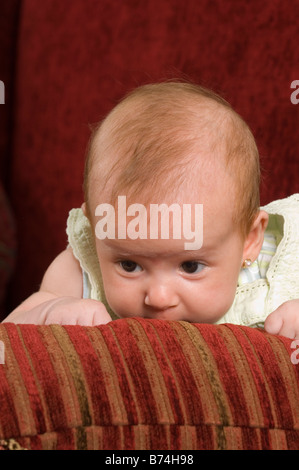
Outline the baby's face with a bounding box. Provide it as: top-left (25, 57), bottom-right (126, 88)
top-left (96, 233), bottom-right (243, 323)
top-left (91, 182), bottom-right (246, 323)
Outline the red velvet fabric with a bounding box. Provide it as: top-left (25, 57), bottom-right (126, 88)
top-left (0, 185), bottom-right (16, 317)
top-left (0, 0), bottom-right (19, 183)
top-left (2, 0), bottom-right (299, 309)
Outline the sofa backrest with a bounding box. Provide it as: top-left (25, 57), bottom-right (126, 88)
top-left (2, 0), bottom-right (299, 310)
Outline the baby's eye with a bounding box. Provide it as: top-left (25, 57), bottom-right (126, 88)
top-left (119, 260), bottom-right (142, 273)
top-left (180, 261), bottom-right (205, 274)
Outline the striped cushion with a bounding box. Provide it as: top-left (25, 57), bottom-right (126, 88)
top-left (0, 319), bottom-right (298, 450)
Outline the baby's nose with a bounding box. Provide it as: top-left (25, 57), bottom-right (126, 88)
top-left (144, 282), bottom-right (179, 311)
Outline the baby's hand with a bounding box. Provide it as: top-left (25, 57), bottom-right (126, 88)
top-left (264, 299), bottom-right (299, 339)
top-left (3, 297), bottom-right (112, 326)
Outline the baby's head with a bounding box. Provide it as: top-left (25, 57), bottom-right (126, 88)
top-left (82, 81), bottom-right (268, 323)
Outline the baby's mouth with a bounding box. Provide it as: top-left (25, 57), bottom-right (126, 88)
top-left (142, 307), bottom-right (180, 320)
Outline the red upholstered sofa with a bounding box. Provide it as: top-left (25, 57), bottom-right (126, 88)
top-left (0, 0), bottom-right (299, 450)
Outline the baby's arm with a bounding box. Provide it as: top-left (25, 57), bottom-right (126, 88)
top-left (264, 300), bottom-right (299, 339)
top-left (3, 248), bottom-right (112, 325)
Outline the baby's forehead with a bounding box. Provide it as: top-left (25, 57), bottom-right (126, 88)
top-left (100, 236), bottom-right (194, 256)
top-left (88, 158), bottom-right (230, 212)
top-left (94, 187), bottom-right (236, 256)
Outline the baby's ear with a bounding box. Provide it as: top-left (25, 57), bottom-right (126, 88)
top-left (242, 210), bottom-right (269, 262)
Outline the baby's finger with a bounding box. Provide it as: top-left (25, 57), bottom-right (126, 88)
top-left (76, 299), bottom-right (112, 326)
top-left (91, 305), bottom-right (112, 325)
top-left (273, 319), bottom-right (298, 339)
top-left (264, 310), bottom-right (283, 335)
top-left (265, 301), bottom-right (299, 339)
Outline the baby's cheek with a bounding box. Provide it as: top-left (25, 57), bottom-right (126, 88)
top-left (104, 285), bottom-right (141, 318)
top-left (208, 289), bottom-right (237, 323)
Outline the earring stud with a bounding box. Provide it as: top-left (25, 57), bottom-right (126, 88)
top-left (242, 259), bottom-right (252, 269)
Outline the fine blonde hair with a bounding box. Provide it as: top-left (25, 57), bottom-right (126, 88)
top-left (84, 81), bottom-right (261, 238)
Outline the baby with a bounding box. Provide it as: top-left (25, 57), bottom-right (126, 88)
top-left (3, 81), bottom-right (299, 339)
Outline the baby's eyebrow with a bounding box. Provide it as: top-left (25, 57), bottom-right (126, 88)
top-left (104, 243), bottom-right (204, 259)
